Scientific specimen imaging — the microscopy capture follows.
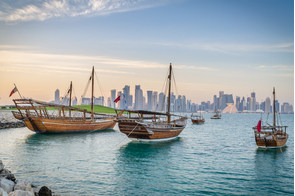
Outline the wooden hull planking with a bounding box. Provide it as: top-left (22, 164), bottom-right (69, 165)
top-left (255, 132), bottom-right (288, 148)
top-left (255, 136), bottom-right (288, 148)
top-left (192, 119), bottom-right (205, 124)
top-left (118, 120), bottom-right (185, 141)
top-left (22, 117), bottom-right (116, 133)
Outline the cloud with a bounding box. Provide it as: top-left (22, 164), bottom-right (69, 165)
top-left (258, 65), bottom-right (294, 71)
top-left (0, 0), bottom-right (164, 22)
top-left (0, 49), bottom-right (216, 76)
top-left (154, 41), bottom-right (294, 54)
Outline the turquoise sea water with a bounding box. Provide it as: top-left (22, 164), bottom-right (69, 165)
top-left (0, 113), bottom-right (293, 195)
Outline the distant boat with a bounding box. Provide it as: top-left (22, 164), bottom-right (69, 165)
top-left (191, 110), bottom-right (205, 124)
top-left (115, 63), bottom-right (187, 141)
top-left (210, 107), bottom-right (221, 119)
top-left (12, 67), bottom-right (116, 133)
top-left (252, 88), bottom-right (288, 148)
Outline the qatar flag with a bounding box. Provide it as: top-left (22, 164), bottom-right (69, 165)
top-left (114, 95), bottom-right (121, 103)
top-left (256, 118), bottom-right (262, 132)
top-left (9, 87), bottom-right (18, 97)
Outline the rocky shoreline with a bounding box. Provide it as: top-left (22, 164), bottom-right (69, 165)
top-left (0, 111), bottom-right (25, 130)
top-left (0, 160), bottom-right (53, 196)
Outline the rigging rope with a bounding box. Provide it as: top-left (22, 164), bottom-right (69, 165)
top-left (94, 71), bottom-right (106, 99)
top-left (81, 75), bottom-right (92, 100)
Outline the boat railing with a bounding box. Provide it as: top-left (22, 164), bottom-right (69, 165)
top-left (11, 111), bottom-right (24, 119)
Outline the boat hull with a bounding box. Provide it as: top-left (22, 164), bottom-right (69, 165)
top-left (191, 119), bottom-right (205, 124)
top-left (118, 119), bottom-right (185, 141)
top-left (22, 117), bottom-right (116, 133)
top-left (255, 136), bottom-right (288, 148)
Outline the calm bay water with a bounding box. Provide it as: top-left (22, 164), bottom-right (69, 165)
top-left (0, 113), bottom-right (293, 195)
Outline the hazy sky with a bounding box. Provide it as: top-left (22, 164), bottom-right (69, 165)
top-left (0, 0), bottom-right (293, 106)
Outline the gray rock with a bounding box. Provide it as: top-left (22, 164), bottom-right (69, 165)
top-left (0, 187), bottom-right (8, 196)
top-left (0, 179), bottom-right (15, 194)
top-left (13, 180), bottom-right (34, 196)
top-left (7, 190), bottom-right (33, 196)
top-left (5, 175), bottom-right (15, 183)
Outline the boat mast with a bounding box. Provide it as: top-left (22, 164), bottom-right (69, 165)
top-left (91, 66), bottom-right (94, 121)
top-left (273, 87), bottom-right (275, 126)
top-left (167, 63), bottom-right (172, 123)
top-left (69, 81), bottom-right (72, 117)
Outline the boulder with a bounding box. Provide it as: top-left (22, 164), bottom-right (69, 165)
top-left (0, 161), bottom-right (4, 172)
top-left (13, 180), bottom-right (34, 196)
top-left (38, 186), bottom-right (52, 196)
top-left (8, 190), bottom-right (33, 196)
top-left (5, 175), bottom-right (15, 183)
top-left (0, 169), bottom-right (12, 178)
top-left (0, 188), bottom-right (8, 196)
top-left (0, 179), bottom-right (15, 194)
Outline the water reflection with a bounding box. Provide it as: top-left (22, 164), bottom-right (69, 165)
top-left (118, 138), bottom-right (182, 160)
top-left (253, 146), bottom-right (293, 195)
top-left (113, 138), bottom-right (183, 195)
top-left (25, 129), bottom-right (116, 145)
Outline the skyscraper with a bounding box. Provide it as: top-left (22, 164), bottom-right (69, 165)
top-left (182, 95), bottom-right (186, 112)
top-left (147, 91), bottom-right (153, 111)
top-left (110, 89), bottom-right (116, 108)
top-left (117, 91), bottom-right (123, 109)
top-left (251, 92), bottom-right (256, 99)
top-left (55, 89), bottom-right (60, 103)
top-left (265, 97), bottom-right (271, 113)
top-left (152, 91), bottom-right (158, 111)
top-left (236, 96), bottom-right (240, 111)
top-left (158, 92), bottom-right (165, 111)
top-left (122, 85), bottom-right (130, 110)
top-left (134, 85), bottom-right (143, 110)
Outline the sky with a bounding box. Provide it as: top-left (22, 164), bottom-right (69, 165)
top-left (0, 0), bottom-right (293, 106)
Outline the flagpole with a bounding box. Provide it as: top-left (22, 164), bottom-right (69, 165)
top-left (14, 83), bottom-right (22, 99)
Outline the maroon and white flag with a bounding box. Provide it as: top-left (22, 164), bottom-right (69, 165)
top-left (9, 87), bottom-right (18, 97)
top-left (114, 95), bottom-right (121, 103)
top-left (256, 118), bottom-right (262, 132)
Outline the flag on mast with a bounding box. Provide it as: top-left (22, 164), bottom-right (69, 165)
top-left (257, 118), bottom-right (262, 132)
top-left (114, 95), bottom-right (121, 103)
top-left (9, 87), bottom-right (18, 97)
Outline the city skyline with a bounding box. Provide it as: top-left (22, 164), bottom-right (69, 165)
top-left (46, 84), bottom-right (293, 113)
top-left (0, 0), bottom-right (293, 106)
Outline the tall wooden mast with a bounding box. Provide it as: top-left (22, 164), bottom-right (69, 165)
top-left (69, 81), bottom-right (72, 117)
top-left (91, 66), bottom-right (94, 121)
top-left (167, 63), bottom-right (172, 123)
top-left (273, 87), bottom-right (275, 126)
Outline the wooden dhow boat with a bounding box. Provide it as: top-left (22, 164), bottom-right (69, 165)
top-left (210, 107), bottom-right (221, 119)
top-left (12, 67), bottom-right (116, 133)
top-left (252, 88), bottom-right (288, 148)
top-left (191, 110), bottom-right (205, 124)
top-left (115, 63), bottom-right (187, 141)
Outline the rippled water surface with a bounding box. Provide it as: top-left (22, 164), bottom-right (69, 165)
top-left (0, 113), bottom-right (293, 195)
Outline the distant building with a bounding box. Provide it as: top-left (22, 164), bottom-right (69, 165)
top-left (251, 92), bottom-right (256, 99)
top-left (72, 97), bottom-right (77, 105)
top-left (134, 85), bottom-right (143, 110)
top-left (107, 97), bottom-right (111, 107)
top-left (222, 103), bottom-right (238, 113)
top-left (265, 97), bottom-right (271, 113)
top-left (55, 89), bottom-right (60, 103)
top-left (122, 85), bottom-right (130, 110)
top-left (110, 89), bottom-right (116, 108)
top-left (152, 91), bottom-right (158, 111)
top-left (82, 97), bottom-right (91, 105)
top-left (158, 92), bottom-right (165, 112)
top-left (94, 96), bottom-right (104, 106)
